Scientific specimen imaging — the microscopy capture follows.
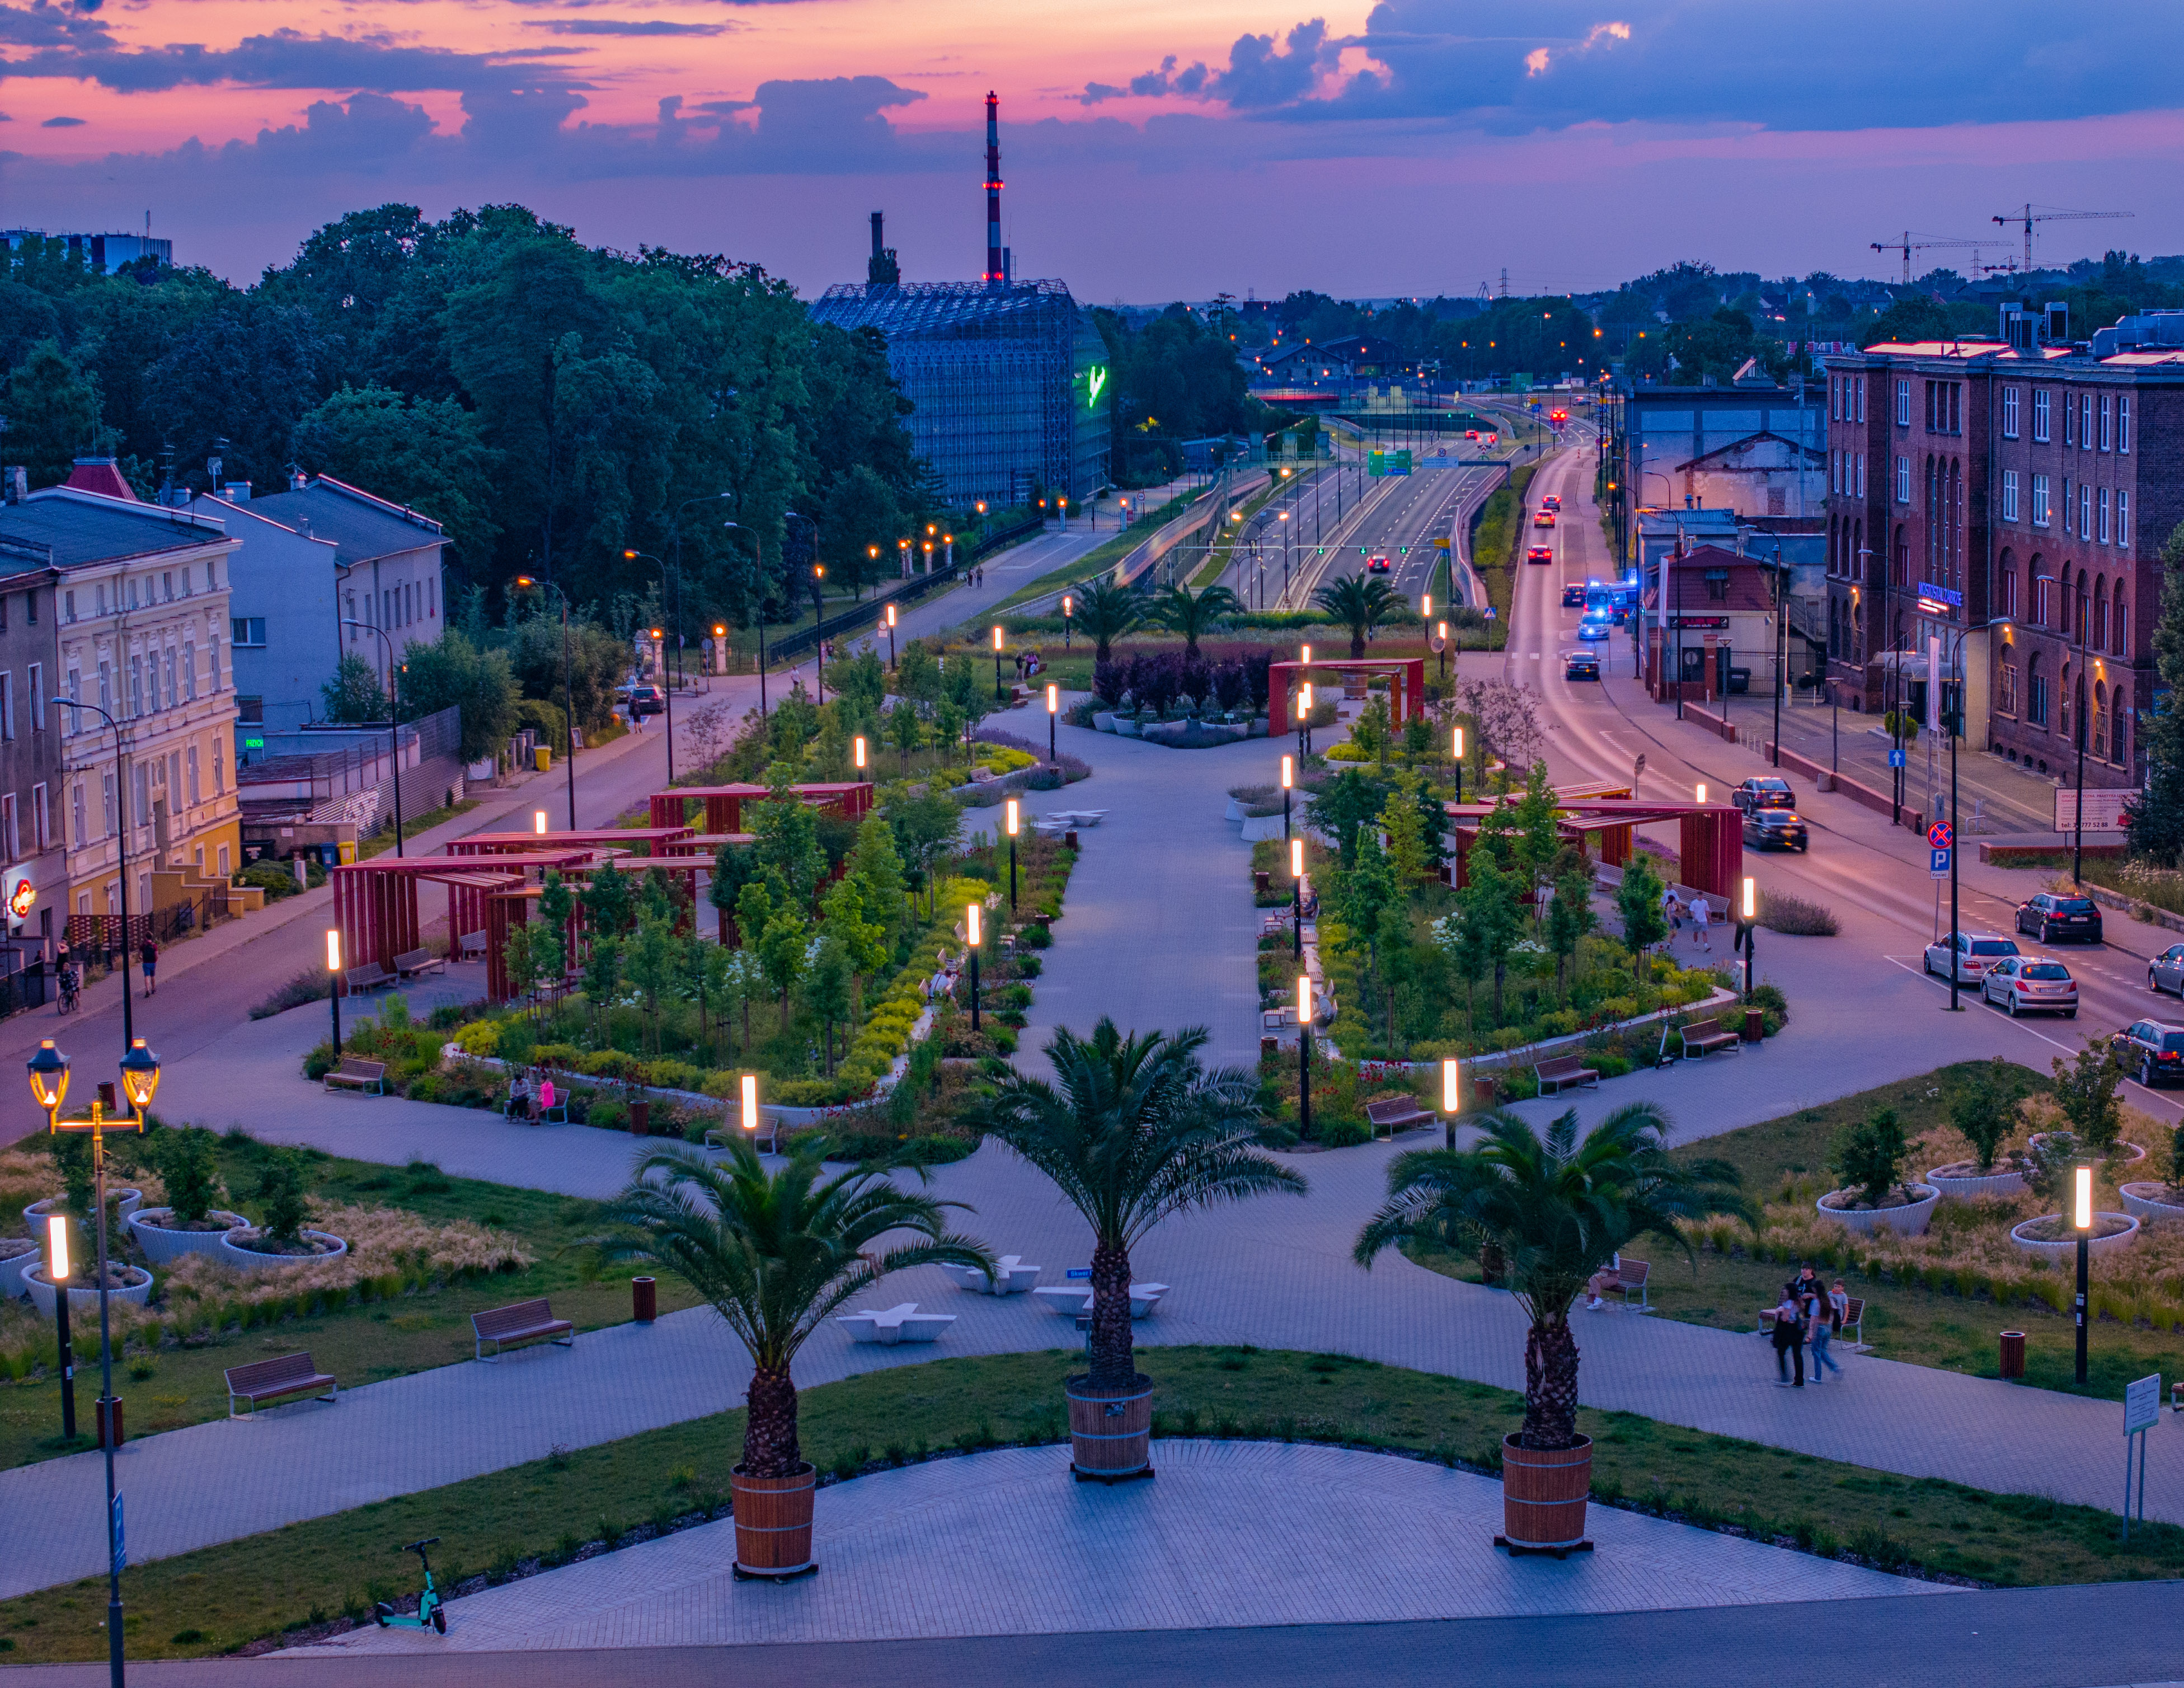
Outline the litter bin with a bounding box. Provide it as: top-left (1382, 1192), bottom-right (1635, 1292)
top-left (1999, 1330), bottom-right (2026, 1378)
top-left (632, 1277), bottom-right (657, 1324)
top-left (533, 745), bottom-right (552, 772)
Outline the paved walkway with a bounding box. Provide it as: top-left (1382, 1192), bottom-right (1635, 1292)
top-left (300, 1440), bottom-right (1939, 1657)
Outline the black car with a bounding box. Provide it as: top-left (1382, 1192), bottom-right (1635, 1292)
top-left (627, 684), bottom-right (666, 717)
top-left (1731, 776), bottom-right (1796, 813)
top-left (2113, 1019), bottom-right (2184, 1085)
top-left (1742, 808), bottom-right (1808, 851)
top-left (1563, 650), bottom-right (1600, 681)
top-left (2016, 891), bottom-right (2102, 944)
top-left (1561, 584), bottom-right (1586, 607)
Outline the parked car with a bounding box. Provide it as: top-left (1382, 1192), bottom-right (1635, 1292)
top-left (1527, 546), bottom-right (1554, 565)
top-left (1561, 583), bottom-right (1586, 607)
top-left (1981, 956), bottom-right (2078, 1018)
top-left (1731, 777), bottom-right (1797, 813)
top-left (1563, 649), bottom-right (1601, 681)
top-left (2014, 891), bottom-right (2102, 944)
top-left (2113, 1019), bottom-right (2184, 1085)
top-left (1921, 931), bottom-right (2019, 980)
top-left (1532, 510), bottom-right (1556, 528)
top-left (627, 684), bottom-right (666, 717)
top-left (1741, 808), bottom-right (1808, 851)
top-left (2150, 943), bottom-right (2184, 996)
top-left (1366, 553), bottom-right (1391, 573)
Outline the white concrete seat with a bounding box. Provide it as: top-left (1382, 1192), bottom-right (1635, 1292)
top-left (837, 1302), bottom-right (956, 1345)
top-left (1034, 1281), bottom-right (1166, 1319)
top-left (940, 1255), bottom-right (1042, 1295)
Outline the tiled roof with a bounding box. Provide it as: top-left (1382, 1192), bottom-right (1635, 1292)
top-left (63, 459), bottom-right (138, 501)
top-left (0, 490), bottom-right (226, 570)
top-left (245, 478), bottom-right (442, 569)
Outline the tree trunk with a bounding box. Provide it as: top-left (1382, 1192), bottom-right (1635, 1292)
top-left (823, 1021), bottom-right (834, 1076)
top-left (1520, 1312), bottom-right (1581, 1450)
top-left (743, 1363), bottom-right (802, 1476)
top-left (1087, 1239), bottom-right (1136, 1389)
top-left (779, 990), bottom-right (792, 1031)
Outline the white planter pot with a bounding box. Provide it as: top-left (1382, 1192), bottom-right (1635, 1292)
top-left (0, 1244), bottom-right (38, 1300)
top-left (1224, 798), bottom-right (1246, 823)
top-left (1815, 1185), bottom-right (1939, 1237)
top-left (217, 1229), bottom-right (349, 1272)
top-left (2010, 1213), bottom-right (2140, 1258)
top-left (129, 1209), bottom-right (251, 1264)
top-left (1093, 712), bottom-right (1117, 733)
top-left (25, 1193), bottom-right (143, 1262)
top-left (1925, 1167), bottom-right (2027, 1201)
top-left (2119, 1184), bottom-right (2184, 1226)
top-left (1112, 718), bottom-right (1142, 738)
top-left (24, 1263), bottom-right (153, 1317)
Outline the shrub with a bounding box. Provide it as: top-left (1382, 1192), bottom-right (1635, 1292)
top-left (1323, 742), bottom-right (1370, 762)
top-left (1017, 923), bottom-right (1052, 949)
top-left (153, 1128), bottom-right (224, 1227)
top-left (1950, 1057), bottom-right (2027, 1173)
top-left (250, 969), bottom-right (330, 1019)
top-left (1318, 1117), bottom-right (1372, 1148)
top-left (1758, 890), bottom-right (1839, 936)
top-left (252, 1150), bottom-right (312, 1245)
top-left (2049, 1043), bottom-right (2124, 1152)
top-left (587, 1098), bottom-right (630, 1132)
top-left (454, 1020), bottom-right (502, 1058)
top-left (1829, 1108), bottom-right (1909, 1207)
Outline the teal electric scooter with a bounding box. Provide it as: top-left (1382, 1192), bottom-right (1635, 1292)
top-left (372, 1537), bottom-right (447, 1634)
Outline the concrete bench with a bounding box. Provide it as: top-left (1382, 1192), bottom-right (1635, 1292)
top-left (1534, 1054), bottom-right (1601, 1094)
top-left (1034, 1282), bottom-right (1167, 1320)
top-left (344, 963), bottom-right (394, 994)
top-left (458, 930), bottom-right (489, 963)
top-left (836, 1302), bottom-right (955, 1345)
top-left (393, 948), bottom-right (445, 979)
top-left (940, 1254), bottom-right (1041, 1295)
top-left (1681, 1018), bottom-right (1740, 1058)
top-left (472, 1297), bottom-right (574, 1362)
top-left (226, 1352), bottom-right (337, 1418)
top-left (324, 1057), bottom-right (387, 1095)
top-left (1365, 1096), bottom-right (1433, 1136)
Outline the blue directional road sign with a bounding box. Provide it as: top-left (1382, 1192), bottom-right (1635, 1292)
top-left (1889, 747), bottom-right (1906, 768)
top-left (1931, 848), bottom-right (1951, 879)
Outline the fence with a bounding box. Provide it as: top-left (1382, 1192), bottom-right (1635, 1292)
top-left (65, 887), bottom-right (233, 959)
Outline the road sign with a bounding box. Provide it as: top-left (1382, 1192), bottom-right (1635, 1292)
top-left (1066, 1268), bottom-right (1091, 1280)
top-left (1889, 747), bottom-right (1906, 768)
top-left (1930, 848), bottom-right (1950, 878)
top-left (2127, 1373), bottom-right (2163, 1434)
top-left (1928, 820), bottom-right (1953, 851)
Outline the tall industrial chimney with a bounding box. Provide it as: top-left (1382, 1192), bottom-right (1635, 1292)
top-left (867, 212), bottom-right (899, 285)
top-left (984, 92), bottom-right (1004, 286)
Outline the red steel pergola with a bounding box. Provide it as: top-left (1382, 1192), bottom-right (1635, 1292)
top-left (646, 782), bottom-right (873, 835)
top-left (1443, 797), bottom-right (1742, 898)
top-left (1268, 658), bottom-right (1427, 735)
top-left (447, 827), bottom-right (694, 858)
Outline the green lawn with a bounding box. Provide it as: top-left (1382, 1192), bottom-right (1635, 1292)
top-left (0, 1140), bottom-right (698, 1473)
top-left (6, 1344), bottom-right (2178, 1663)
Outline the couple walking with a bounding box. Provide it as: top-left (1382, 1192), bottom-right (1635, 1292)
top-left (1770, 1265), bottom-right (1847, 1387)
top-left (1660, 886), bottom-right (1713, 952)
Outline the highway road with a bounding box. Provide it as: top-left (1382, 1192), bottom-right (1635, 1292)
top-left (1502, 443), bottom-right (2184, 1126)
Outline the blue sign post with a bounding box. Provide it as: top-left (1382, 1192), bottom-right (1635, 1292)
top-left (1889, 747), bottom-right (1906, 769)
top-left (1930, 848), bottom-right (1951, 879)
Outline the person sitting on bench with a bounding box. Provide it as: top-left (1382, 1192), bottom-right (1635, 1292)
top-left (508, 1070), bottom-right (536, 1121)
top-left (1584, 1252), bottom-right (1624, 1310)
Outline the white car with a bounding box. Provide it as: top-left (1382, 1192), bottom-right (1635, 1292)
top-left (1980, 955), bottom-right (2078, 1018)
top-left (1922, 931), bottom-right (2019, 981)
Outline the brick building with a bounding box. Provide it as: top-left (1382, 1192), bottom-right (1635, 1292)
top-left (1822, 318), bottom-right (2184, 789)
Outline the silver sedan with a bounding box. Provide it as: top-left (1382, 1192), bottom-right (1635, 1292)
top-left (1981, 956), bottom-right (2078, 1018)
top-left (2151, 943), bottom-right (2184, 996)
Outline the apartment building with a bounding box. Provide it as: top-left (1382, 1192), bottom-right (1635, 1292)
top-left (0, 487), bottom-right (243, 921)
top-left (1823, 316), bottom-right (2184, 787)
top-left (0, 541), bottom-right (67, 960)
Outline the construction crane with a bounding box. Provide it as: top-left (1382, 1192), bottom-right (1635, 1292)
top-left (1870, 231), bottom-right (1987, 287)
top-left (1992, 204), bottom-right (2134, 274)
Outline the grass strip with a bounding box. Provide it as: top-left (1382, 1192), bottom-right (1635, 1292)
top-left (1466, 461), bottom-right (1539, 635)
top-left (8, 1344), bottom-right (2178, 1662)
top-left (989, 485), bottom-right (1215, 615)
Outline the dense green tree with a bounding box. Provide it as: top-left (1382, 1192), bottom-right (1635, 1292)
top-left (293, 385), bottom-right (501, 569)
top-left (1615, 854), bottom-right (1669, 984)
top-left (1458, 853), bottom-right (1525, 1021)
top-left (1152, 583), bottom-right (1239, 658)
top-left (397, 630), bottom-right (517, 761)
top-left (2126, 520), bottom-right (2184, 864)
top-left (3, 340), bottom-right (104, 486)
top-left (321, 653), bottom-right (389, 723)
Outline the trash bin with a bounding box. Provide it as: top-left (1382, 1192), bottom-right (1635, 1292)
top-left (632, 1277), bottom-right (657, 1324)
top-left (533, 745), bottom-right (552, 772)
top-left (1742, 1007), bottom-right (1763, 1043)
top-left (1999, 1330), bottom-right (2026, 1378)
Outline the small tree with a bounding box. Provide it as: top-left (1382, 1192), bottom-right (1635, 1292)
top-left (1075, 580), bottom-right (1141, 664)
top-left (253, 1149), bottom-right (312, 1246)
top-left (806, 933), bottom-right (855, 1075)
top-left (1615, 854), bottom-right (1668, 985)
top-left (321, 653), bottom-right (389, 723)
top-left (1829, 1108), bottom-right (1909, 1207)
top-left (2050, 1042), bottom-right (2125, 1154)
top-left (1459, 854), bottom-right (1525, 1021)
top-left (1545, 868), bottom-right (1597, 998)
top-left (154, 1128), bottom-right (224, 1227)
top-left (887, 698), bottom-right (924, 770)
top-left (1949, 1057), bottom-right (2027, 1173)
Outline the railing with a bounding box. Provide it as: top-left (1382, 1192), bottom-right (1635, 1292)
top-left (65, 889), bottom-right (232, 959)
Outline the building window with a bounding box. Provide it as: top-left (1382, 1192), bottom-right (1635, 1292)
top-left (2064, 392), bottom-right (2075, 447)
top-left (1895, 378), bottom-right (1910, 426)
top-left (231, 618), bottom-right (266, 648)
top-left (28, 664), bottom-right (41, 735)
top-left (2093, 683), bottom-right (2107, 758)
top-left (2, 795), bottom-right (18, 862)
top-left (128, 656), bottom-right (142, 718)
top-left (187, 743), bottom-right (200, 806)
top-left (163, 648), bottom-right (175, 711)
top-left (2100, 486), bottom-right (2112, 543)
top-left (31, 784), bottom-right (47, 852)
top-left (2119, 490), bottom-right (2131, 548)
top-left (213, 736), bottom-right (224, 795)
top-left (346, 592), bottom-right (357, 641)
top-left (1895, 456), bottom-right (1910, 503)
top-left (2060, 664), bottom-right (2073, 740)
top-left (2002, 386), bottom-right (2021, 439)
top-left (131, 763), bottom-right (148, 834)
top-left (70, 782), bottom-right (84, 850)
top-left (2081, 395), bottom-right (2094, 449)
top-left (429, 577), bottom-right (438, 619)
top-left (2080, 484), bottom-right (2093, 537)
top-left (2033, 388), bottom-right (2051, 442)
top-left (181, 641), bottom-right (194, 701)
top-left (218, 845), bottom-right (230, 876)
top-left (2115, 591), bottom-right (2128, 656)
top-left (2033, 573), bottom-right (2053, 627)
top-left (100, 772), bottom-right (115, 839)
top-left (0, 672), bottom-right (13, 742)
top-left (62, 590), bottom-right (74, 623)
top-left (1999, 660), bottom-right (2019, 717)
top-left (1999, 554), bottom-right (2017, 617)
top-left (1856, 454), bottom-right (1866, 496)
top-left (2002, 468), bottom-right (2020, 523)
top-left (2120, 395), bottom-right (2131, 452)
top-left (209, 633), bottom-right (220, 692)
top-left (2100, 395), bottom-right (2113, 451)
top-left (2032, 473), bottom-right (2051, 528)
top-left (237, 696), bottom-right (264, 725)
top-left (96, 660), bottom-right (110, 713)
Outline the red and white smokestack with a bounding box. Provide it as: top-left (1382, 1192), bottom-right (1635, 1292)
top-left (984, 92), bottom-right (1003, 285)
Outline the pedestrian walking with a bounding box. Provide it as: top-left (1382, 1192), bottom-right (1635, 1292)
top-left (139, 935), bottom-right (159, 996)
top-left (1807, 1286), bottom-right (1842, 1383)
top-left (1661, 887), bottom-right (1683, 932)
top-left (1770, 1292), bottom-right (1805, 1386)
top-left (1689, 894), bottom-right (1712, 951)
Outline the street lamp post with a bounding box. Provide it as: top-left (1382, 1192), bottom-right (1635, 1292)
top-left (1004, 799), bottom-right (1019, 912)
top-left (1290, 836), bottom-right (1304, 960)
top-left (991, 625), bottom-right (1006, 703)
top-left (51, 697), bottom-right (138, 1051)
top-left (1296, 973), bottom-right (1313, 1140)
top-left (1062, 595), bottom-right (1073, 650)
top-left (31, 1032), bottom-right (162, 1688)
top-left (1441, 1057), bottom-right (1459, 1151)
top-left (509, 582), bottom-right (579, 827)
top-left (326, 929), bottom-right (342, 1057)
top-left (885, 602), bottom-right (899, 672)
top-left (1452, 725), bottom-right (1465, 804)
top-left (1280, 753), bottom-right (1293, 841)
top-left (966, 901), bottom-right (982, 1031)
top-left (1046, 683), bottom-right (1059, 761)
top-left (621, 549), bottom-right (680, 783)
top-left (2073, 1162), bottom-right (2092, 1385)
top-left (1735, 875), bottom-right (1756, 1001)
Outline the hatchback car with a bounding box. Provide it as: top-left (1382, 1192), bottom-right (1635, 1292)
top-left (2113, 1019), bottom-right (2184, 1085)
top-left (1981, 956), bottom-right (2078, 1018)
top-left (1366, 553), bottom-right (1391, 573)
top-left (2150, 943), bottom-right (2184, 996)
top-left (1742, 808), bottom-right (1808, 851)
top-left (1533, 510), bottom-right (1557, 528)
top-left (2015, 892), bottom-right (2102, 944)
top-left (1561, 583), bottom-right (1587, 607)
top-left (1527, 546), bottom-right (1554, 565)
top-left (1922, 931), bottom-right (2019, 980)
top-left (1731, 776), bottom-right (1797, 813)
top-left (1563, 649), bottom-right (1601, 681)
top-left (627, 684), bottom-right (666, 716)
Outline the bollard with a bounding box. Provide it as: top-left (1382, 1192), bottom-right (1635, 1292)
top-left (633, 1276), bottom-right (657, 1324)
top-left (1999, 1330), bottom-right (2026, 1379)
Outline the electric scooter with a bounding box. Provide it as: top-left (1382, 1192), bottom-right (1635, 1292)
top-left (372, 1537), bottom-right (447, 1634)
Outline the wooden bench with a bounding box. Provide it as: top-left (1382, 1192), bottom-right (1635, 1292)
top-left (392, 948), bottom-right (444, 979)
top-left (344, 962), bottom-right (394, 994)
top-left (1612, 1257), bottom-right (1650, 1309)
top-left (472, 1298), bottom-right (575, 1362)
top-left (1365, 1096), bottom-right (1433, 1137)
top-left (458, 930), bottom-right (488, 963)
top-left (1534, 1054), bottom-right (1601, 1094)
top-left (1680, 1018), bottom-right (1739, 1058)
top-left (324, 1057), bottom-right (387, 1095)
top-left (1842, 1296), bottom-right (1867, 1351)
top-left (226, 1352), bottom-right (337, 1417)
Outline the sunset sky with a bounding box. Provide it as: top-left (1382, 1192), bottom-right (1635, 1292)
top-left (4, 0), bottom-right (2182, 299)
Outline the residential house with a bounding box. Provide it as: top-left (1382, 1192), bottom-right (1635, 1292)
top-left (181, 486), bottom-right (341, 742)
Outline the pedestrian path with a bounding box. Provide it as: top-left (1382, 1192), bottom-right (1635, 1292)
top-left (300, 1440), bottom-right (1942, 1657)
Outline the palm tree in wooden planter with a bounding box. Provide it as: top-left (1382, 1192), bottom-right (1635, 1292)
top-left (1354, 1104), bottom-right (1745, 1554)
top-left (971, 1018), bottom-right (1306, 1480)
top-left (593, 1137), bottom-right (994, 1578)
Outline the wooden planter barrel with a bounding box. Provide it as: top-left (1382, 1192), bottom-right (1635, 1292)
top-left (731, 1462), bottom-right (818, 1579)
top-left (1497, 1433), bottom-right (1593, 1554)
top-left (1064, 1373), bottom-right (1154, 1481)
top-left (1999, 1330), bottom-right (2026, 1378)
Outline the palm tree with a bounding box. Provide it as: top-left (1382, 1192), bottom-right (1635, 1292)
top-left (971, 1019), bottom-right (1306, 1389)
top-left (1153, 583), bottom-right (1239, 658)
top-left (1075, 579), bottom-right (1142, 664)
top-left (592, 1138), bottom-right (994, 1477)
top-left (1312, 571), bottom-right (1404, 658)
top-left (1354, 1104), bottom-right (1745, 1450)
